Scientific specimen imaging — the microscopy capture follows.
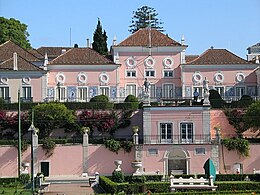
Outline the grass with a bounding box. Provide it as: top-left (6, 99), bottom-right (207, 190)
top-left (0, 186), bottom-right (32, 195)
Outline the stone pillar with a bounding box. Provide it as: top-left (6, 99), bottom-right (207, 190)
top-left (82, 127), bottom-right (89, 174)
top-left (32, 130), bottom-right (38, 175)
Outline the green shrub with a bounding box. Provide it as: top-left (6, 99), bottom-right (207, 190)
top-left (0, 177), bottom-right (18, 185)
top-left (128, 175), bottom-right (146, 184)
top-left (114, 102), bottom-right (139, 110)
top-left (85, 102), bottom-right (114, 109)
top-left (222, 138), bottom-right (249, 157)
top-left (99, 176), bottom-right (127, 194)
top-left (124, 95), bottom-right (138, 102)
top-left (42, 138), bottom-right (56, 156)
top-left (120, 140), bottom-right (133, 153)
top-left (19, 174), bottom-right (30, 184)
top-left (237, 95), bottom-right (253, 108)
top-left (90, 95), bottom-right (109, 102)
top-left (216, 181), bottom-right (260, 191)
top-left (112, 170), bottom-right (124, 183)
top-left (216, 174), bottom-right (260, 182)
top-left (146, 181), bottom-right (169, 193)
top-left (104, 139), bottom-right (121, 154)
top-left (209, 89), bottom-right (226, 108)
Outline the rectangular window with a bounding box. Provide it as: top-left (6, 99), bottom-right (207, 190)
top-left (78, 87), bottom-right (88, 101)
top-left (162, 84), bottom-right (174, 98)
top-left (145, 70), bottom-right (155, 77)
top-left (195, 147), bottom-right (206, 155)
top-left (56, 87), bottom-right (66, 101)
top-left (215, 87), bottom-right (224, 97)
top-left (180, 123), bottom-right (193, 143)
top-left (22, 86), bottom-right (32, 102)
top-left (193, 87), bottom-right (202, 98)
top-left (160, 123), bottom-right (172, 143)
top-left (0, 87), bottom-right (9, 100)
top-left (148, 148), bottom-right (159, 156)
top-left (236, 87), bottom-right (245, 99)
top-left (126, 84), bottom-right (136, 96)
top-left (100, 87), bottom-right (109, 97)
top-left (126, 70), bottom-right (136, 77)
top-left (150, 84), bottom-right (156, 98)
top-left (164, 71), bottom-right (174, 78)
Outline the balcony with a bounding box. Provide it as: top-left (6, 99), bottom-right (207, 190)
top-left (20, 97), bottom-right (33, 103)
top-left (142, 134), bottom-right (212, 144)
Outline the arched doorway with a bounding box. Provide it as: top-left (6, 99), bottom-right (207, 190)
top-left (164, 147), bottom-right (190, 175)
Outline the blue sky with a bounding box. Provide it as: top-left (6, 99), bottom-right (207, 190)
top-left (1, 0), bottom-right (259, 58)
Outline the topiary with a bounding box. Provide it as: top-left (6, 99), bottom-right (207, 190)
top-left (237, 95), bottom-right (253, 108)
top-left (90, 95), bottom-right (109, 102)
top-left (209, 89), bottom-right (225, 108)
top-left (112, 170), bottom-right (124, 183)
top-left (124, 95), bottom-right (138, 102)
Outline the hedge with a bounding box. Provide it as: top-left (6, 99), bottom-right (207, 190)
top-left (0, 177), bottom-right (18, 185)
top-left (216, 181), bottom-right (260, 191)
top-left (114, 102), bottom-right (139, 110)
top-left (215, 174), bottom-right (260, 182)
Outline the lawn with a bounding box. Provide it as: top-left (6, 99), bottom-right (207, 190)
top-left (0, 187), bottom-right (32, 195)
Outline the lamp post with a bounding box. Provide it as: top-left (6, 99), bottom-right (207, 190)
top-left (57, 82), bottom-right (61, 101)
top-left (18, 89), bottom-right (22, 177)
top-left (28, 109), bottom-right (37, 192)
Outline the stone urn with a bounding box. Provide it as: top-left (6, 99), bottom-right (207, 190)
top-left (114, 160), bottom-right (122, 171)
top-left (131, 161), bottom-right (142, 174)
top-left (132, 126), bottom-right (139, 134)
top-left (21, 162), bottom-right (30, 174)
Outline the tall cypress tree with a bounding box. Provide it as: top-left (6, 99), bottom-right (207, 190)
top-left (92, 18), bottom-right (108, 55)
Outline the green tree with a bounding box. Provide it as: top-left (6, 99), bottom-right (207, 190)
top-left (0, 17), bottom-right (31, 49)
top-left (92, 18), bottom-right (108, 55)
top-left (243, 100), bottom-right (260, 131)
top-left (33, 103), bottom-right (76, 138)
top-left (129, 5), bottom-right (164, 33)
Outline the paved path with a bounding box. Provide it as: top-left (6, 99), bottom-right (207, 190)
top-left (44, 183), bottom-right (96, 195)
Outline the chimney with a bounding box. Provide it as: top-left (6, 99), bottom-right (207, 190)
top-left (43, 52), bottom-right (48, 70)
top-left (13, 52), bottom-right (18, 70)
top-left (86, 38), bottom-right (90, 47)
top-left (113, 35), bottom-right (117, 46)
top-left (61, 49), bottom-right (66, 54)
top-left (181, 34), bottom-right (185, 45)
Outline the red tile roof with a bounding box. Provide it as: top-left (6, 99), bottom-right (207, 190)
top-left (37, 47), bottom-right (72, 58)
top-left (116, 28), bottom-right (181, 47)
top-left (0, 55), bottom-right (44, 71)
top-left (0, 40), bottom-right (40, 62)
top-left (49, 48), bottom-right (116, 65)
top-left (186, 49), bottom-right (252, 65)
top-left (185, 55), bottom-right (199, 63)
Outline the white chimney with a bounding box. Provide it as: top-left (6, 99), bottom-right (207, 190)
top-left (13, 52), bottom-right (18, 70)
top-left (86, 38), bottom-right (90, 47)
top-left (181, 34), bottom-right (185, 46)
top-left (43, 52), bottom-right (48, 70)
top-left (113, 35), bottom-right (117, 46)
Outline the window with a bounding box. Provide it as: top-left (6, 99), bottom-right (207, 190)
top-left (160, 123), bottom-right (172, 143)
top-left (0, 87), bottom-right (9, 100)
top-left (215, 87), bottom-right (224, 97)
top-left (236, 87), bottom-right (245, 99)
top-left (126, 70), bottom-right (136, 77)
top-left (100, 87), bottom-right (109, 97)
top-left (148, 148), bottom-right (159, 156)
top-left (164, 71), bottom-right (174, 78)
top-left (195, 147), bottom-right (206, 155)
top-left (150, 84), bottom-right (156, 98)
top-left (145, 70), bottom-right (155, 77)
top-left (180, 123), bottom-right (193, 143)
top-left (193, 87), bottom-right (202, 98)
top-left (126, 84), bottom-right (136, 96)
top-left (56, 86), bottom-right (66, 101)
top-left (162, 84), bottom-right (174, 98)
top-left (78, 87), bottom-right (88, 101)
top-left (22, 86), bottom-right (32, 102)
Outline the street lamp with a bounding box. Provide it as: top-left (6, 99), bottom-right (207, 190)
top-left (28, 110), bottom-right (38, 192)
top-left (57, 82), bottom-right (61, 101)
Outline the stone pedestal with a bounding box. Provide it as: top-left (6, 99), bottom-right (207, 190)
top-left (143, 93), bottom-right (151, 106)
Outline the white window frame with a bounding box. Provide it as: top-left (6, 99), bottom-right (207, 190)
top-left (180, 122), bottom-right (194, 143)
top-left (99, 86), bottom-right (110, 97)
top-left (150, 83), bottom-right (156, 98)
top-left (163, 70), bottom-right (174, 78)
top-left (214, 86), bottom-right (225, 98)
top-left (22, 86), bottom-right (32, 99)
top-left (78, 86), bottom-right (88, 102)
top-left (125, 84), bottom-right (137, 97)
top-left (145, 70), bottom-right (156, 78)
top-left (162, 83), bottom-right (175, 98)
top-left (0, 86), bottom-right (9, 99)
top-left (159, 122), bottom-right (173, 143)
top-left (193, 86), bottom-right (203, 98)
top-left (125, 70), bottom-right (137, 78)
top-left (236, 86), bottom-right (246, 99)
top-left (147, 148), bottom-right (159, 156)
top-left (56, 86), bottom-right (66, 101)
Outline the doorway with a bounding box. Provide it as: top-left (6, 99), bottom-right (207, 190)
top-left (40, 162), bottom-right (50, 177)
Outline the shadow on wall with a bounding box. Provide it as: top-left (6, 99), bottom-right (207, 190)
top-left (0, 147), bottom-right (18, 177)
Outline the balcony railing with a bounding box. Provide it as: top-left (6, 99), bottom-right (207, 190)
top-left (20, 97), bottom-right (33, 103)
top-left (142, 134), bottom-right (212, 144)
